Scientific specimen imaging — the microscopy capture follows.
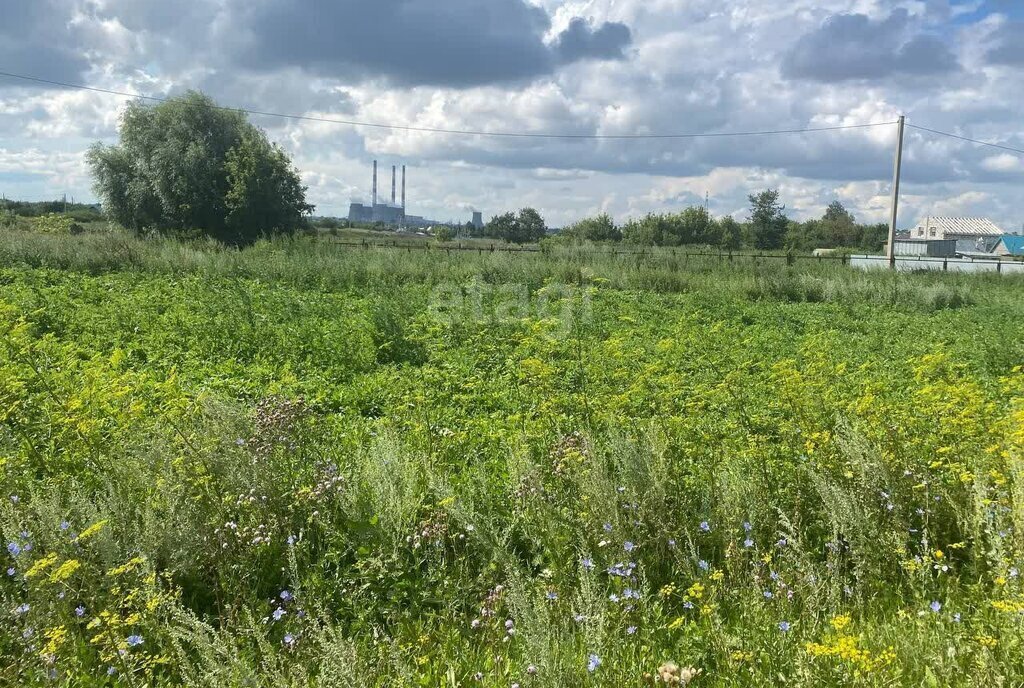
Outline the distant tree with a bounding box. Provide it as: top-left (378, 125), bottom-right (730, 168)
top-left (561, 213), bottom-right (621, 242)
top-left (718, 216), bottom-right (742, 250)
top-left (485, 208), bottom-right (547, 244)
top-left (463, 221), bottom-right (476, 237)
top-left (434, 225), bottom-right (455, 242)
top-left (517, 207), bottom-right (547, 243)
top-left (87, 91), bottom-right (312, 244)
top-left (748, 189), bottom-right (787, 250)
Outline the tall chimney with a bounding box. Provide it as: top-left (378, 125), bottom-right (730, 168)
top-left (401, 165), bottom-right (406, 210)
top-left (391, 165), bottom-right (397, 205)
top-left (372, 160), bottom-right (377, 207)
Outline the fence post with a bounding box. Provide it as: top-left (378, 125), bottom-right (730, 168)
top-left (943, 258), bottom-right (948, 271)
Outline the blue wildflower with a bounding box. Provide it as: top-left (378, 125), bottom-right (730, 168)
top-left (107, 667), bottom-right (117, 676)
top-left (743, 522), bottom-right (752, 532)
top-left (126, 635), bottom-right (144, 647)
top-left (763, 590), bottom-right (773, 599)
top-left (75, 606), bottom-right (86, 617)
top-left (272, 607), bottom-right (286, 621)
top-left (699, 521), bottom-right (711, 533)
top-left (6, 567), bottom-right (14, 576)
top-left (15, 603), bottom-right (30, 614)
top-left (743, 538), bottom-right (754, 548)
top-left (7, 542), bottom-right (21, 557)
top-left (779, 621), bottom-right (791, 632)
top-left (626, 625), bottom-right (637, 635)
top-left (581, 557), bottom-right (594, 570)
top-left (623, 541), bottom-right (635, 553)
top-left (587, 654), bottom-right (601, 672)
top-left (603, 523), bottom-right (613, 533)
top-left (279, 590), bottom-right (293, 602)
top-left (930, 601), bottom-right (942, 613)
top-left (698, 560), bottom-right (709, 571)
top-left (283, 633), bottom-right (296, 646)
top-left (546, 591), bottom-right (558, 601)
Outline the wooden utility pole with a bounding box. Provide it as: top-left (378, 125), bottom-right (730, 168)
top-left (886, 115), bottom-right (906, 268)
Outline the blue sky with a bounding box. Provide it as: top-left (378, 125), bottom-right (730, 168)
top-left (1, 0), bottom-right (1022, 229)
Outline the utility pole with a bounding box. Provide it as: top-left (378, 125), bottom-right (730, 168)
top-left (886, 115), bottom-right (905, 268)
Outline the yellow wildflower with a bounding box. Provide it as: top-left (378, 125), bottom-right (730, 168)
top-left (25, 553), bottom-right (59, 579)
top-left (76, 519), bottom-right (109, 543)
top-left (830, 615), bottom-right (852, 632)
top-left (49, 559), bottom-right (81, 583)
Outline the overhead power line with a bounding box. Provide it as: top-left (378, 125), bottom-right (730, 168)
top-left (907, 123), bottom-right (1024, 156)
top-left (0, 69), bottom-right (894, 141)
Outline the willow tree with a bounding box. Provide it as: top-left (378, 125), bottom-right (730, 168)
top-left (88, 91), bottom-right (312, 243)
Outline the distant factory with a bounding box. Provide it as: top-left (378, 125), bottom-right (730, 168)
top-left (347, 161), bottom-right (481, 231)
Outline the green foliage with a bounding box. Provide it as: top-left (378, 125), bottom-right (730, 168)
top-left (433, 225), bottom-right (455, 242)
top-left (30, 213), bottom-right (82, 234)
top-left (87, 91), bottom-right (312, 244)
top-left (1, 233), bottom-right (1024, 685)
top-left (0, 208), bottom-right (17, 229)
top-left (561, 213), bottom-right (622, 243)
top-left (748, 189), bottom-right (788, 250)
top-left (485, 208), bottom-right (547, 244)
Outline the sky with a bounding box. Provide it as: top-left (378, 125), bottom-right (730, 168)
top-left (0, 0), bottom-right (1022, 230)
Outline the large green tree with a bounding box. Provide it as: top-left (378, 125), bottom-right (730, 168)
top-left (88, 92), bottom-right (312, 243)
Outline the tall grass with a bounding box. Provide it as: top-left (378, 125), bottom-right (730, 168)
top-left (0, 229), bottom-right (1022, 685)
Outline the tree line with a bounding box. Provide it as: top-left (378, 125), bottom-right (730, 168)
top-left (559, 191), bottom-right (888, 252)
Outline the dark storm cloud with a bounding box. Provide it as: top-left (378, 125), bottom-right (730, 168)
top-left (0, 0), bottom-right (90, 88)
top-left (234, 0), bottom-right (632, 87)
top-left (986, 21), bottom-right (1024, 65)
top-left (554, 18), bottom-right (632, 62)
top-left (782, 10), bottom-right (959, 82)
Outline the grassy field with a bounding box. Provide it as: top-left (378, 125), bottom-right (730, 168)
top-left (1, 229), bottom-right (1022, 686)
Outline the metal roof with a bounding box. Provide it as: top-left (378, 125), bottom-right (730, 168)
top-left (913, 217), bottom-right (1004, 236)
top-left (997, 234), bottom-right (1024, 256)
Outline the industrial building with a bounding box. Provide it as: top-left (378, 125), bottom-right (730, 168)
top-left (909, 217), bottom-right (1004, 254)
top-left (347, 161), bottom-right (410, 225)
top-left (347, 161), bottom-right (482, 231)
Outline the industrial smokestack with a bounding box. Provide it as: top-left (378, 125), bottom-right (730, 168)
top-left (372, 160), bottom-right (377, 207)
top-left (401, 165), bottom-right (406, 210)
top-left (391, 165), bottom-right (397, 205)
